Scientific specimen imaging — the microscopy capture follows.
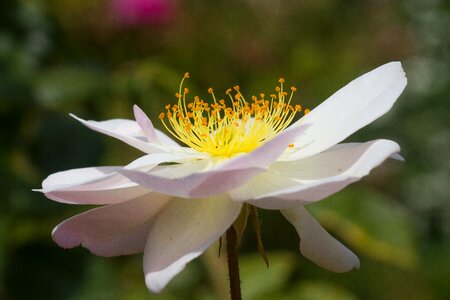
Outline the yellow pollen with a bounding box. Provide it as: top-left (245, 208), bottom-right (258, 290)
top-left (159, 75), bottom-right (304, 157)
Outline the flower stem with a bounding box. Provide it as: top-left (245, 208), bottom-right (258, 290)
top-left (226, 226), bottom-right (242, 300)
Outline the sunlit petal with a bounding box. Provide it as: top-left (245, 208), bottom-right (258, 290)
top-left (133, 104), bottom-right (160, 143)
top-left (52, 193), bottom-right (171, 256)
top-left (144, 195), bottom-right (242, 292)
top-left (71, 114), bottom-right (175, 154)
top-left (38, 152), bottom-right (199, 204)
top-left (281, 204), bottom-right (360, 272)
top-left (283, 62), bottom-right (406, 160)
top-left (231, 140), bottom-right (400, 209)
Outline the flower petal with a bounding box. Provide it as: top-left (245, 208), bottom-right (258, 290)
top-left (283, 62), bottom-right (406, 160)
top-left (41, 166), bottom-right (118, 191)
top-left (39, 166), bottom-right (144, 205)
top-left (133, 104), bottom-right (160, 143)
top-left (118, 124), bottom-right (308, 198)
top-left (144, 195), bottom-right (242, 293)
top-left (231, 139), bottom-right (400, 209)
top-left (38, 152), bottom-right (200, 205)
top-left (131, 105), bottom-right (181, 147)
top-left (155, 129), bottom-right (180, 147)
top-left (281, 204), bottom-right (360, 272)
top-left (45, 184), bottom-right (150, 205)
top-left (52, 193), bottom-right (172, 257)
top-left (71, 114), bottom-right (172, 154)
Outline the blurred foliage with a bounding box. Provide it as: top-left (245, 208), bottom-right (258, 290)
top-left (1, 0), bottom-right (449, 299)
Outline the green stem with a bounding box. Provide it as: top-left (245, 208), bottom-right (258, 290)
top-left (226, 226), bottom-right (242, 300)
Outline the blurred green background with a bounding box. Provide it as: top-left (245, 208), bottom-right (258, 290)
top-left (1, 0), bottom-right (449, 299)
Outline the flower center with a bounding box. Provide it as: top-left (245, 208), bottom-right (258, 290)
top-left (159, 73), bottom-right (309, 157)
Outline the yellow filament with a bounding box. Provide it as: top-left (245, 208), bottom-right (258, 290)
top-left (159, 74), bottom-right (308, 157)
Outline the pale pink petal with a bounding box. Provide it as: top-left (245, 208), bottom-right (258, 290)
top-left (133, 105), bottom-right (159, 143)
top-left (230, 140), bottom-right (400, 209)
top-left (120, 159), bottom-right (262, 199)
top-left (119, 124), bottom-right (308, 198)
top-left (70, 114), bottom-right (171, 154)
top-left (45, 184), bottom-right (150, 205)
top-left (281, 204), bottom-right (360, 272)
top-left (52, 193), bottom-right (172, 257)
top-left (39, 167), bottom-right (142, 204)
top-left (155, 129), bottom-right (179, 147)
top-left (143, 195), bottom-right (242, 292)
top-left (283, 62), bottom-right (406, 160)
top-left (41, 166), bottom-right (118, 191)
top-left (39, 152), bottom-right (199, 205)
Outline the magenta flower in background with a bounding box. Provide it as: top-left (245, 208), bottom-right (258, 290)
top-left (37, 62), bottom-right (406, 293)
top-left (111, 0), bottom-right (178, 27)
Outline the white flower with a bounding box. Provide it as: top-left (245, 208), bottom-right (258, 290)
top-left (38, 62), bottom-right (407, 293)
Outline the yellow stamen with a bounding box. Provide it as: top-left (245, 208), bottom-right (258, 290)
top-left (160, 75), bottom-right (304, 157)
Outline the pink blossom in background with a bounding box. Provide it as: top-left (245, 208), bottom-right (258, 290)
top-left (111, 0), bottom-right (178, 27)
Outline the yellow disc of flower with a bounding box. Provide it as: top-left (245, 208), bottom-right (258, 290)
top-left (159, 73), bottom-right (307, 157)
